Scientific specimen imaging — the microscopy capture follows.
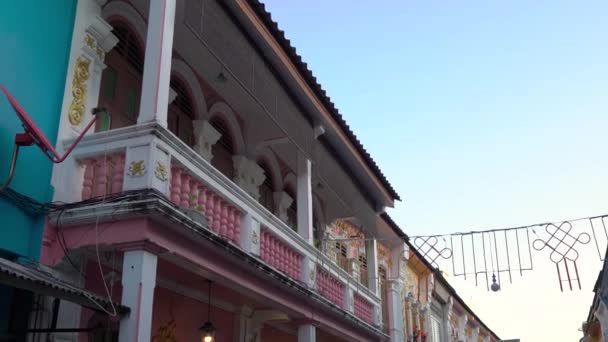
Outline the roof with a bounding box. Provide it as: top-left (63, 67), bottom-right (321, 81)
top-left (0, 257), bottom-right (128, 315)
top-left (248, 0), bottom-right (401, 201)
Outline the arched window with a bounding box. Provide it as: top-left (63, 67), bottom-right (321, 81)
top-left (168, 77), bottom-right (194, 146)
top-left (210, 117), bottom-right (235, 179)
top-left (285, 186), bottom-right (297, 231)
top-left (258, 161), bottom-right (274, 212)
top-left (98, 23), bottom-right (144, 131)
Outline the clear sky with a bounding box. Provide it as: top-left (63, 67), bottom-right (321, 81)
top-left (261, 1), bottom-right (608, 341)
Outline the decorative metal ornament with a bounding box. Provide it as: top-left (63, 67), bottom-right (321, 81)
top-left (532, 222), bottom-right (591, 291)
top-left (413, 236), bottom-right (453, 267)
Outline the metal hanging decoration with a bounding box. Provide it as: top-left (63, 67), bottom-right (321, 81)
top-left (411, 213), bottom-right (608, 292)
top-left (531, 222), bottom-right (590, 291)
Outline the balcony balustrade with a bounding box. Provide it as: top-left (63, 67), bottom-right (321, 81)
top-left (59, 123), bottom-right (380, 326)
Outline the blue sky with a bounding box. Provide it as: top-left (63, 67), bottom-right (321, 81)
top-left (262, 1), bottom-right (608, 341)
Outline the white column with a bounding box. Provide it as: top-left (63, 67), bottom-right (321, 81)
top-left (367, 239), bottom-right (379, 296)
top-left (296, 152), bottom-right (313, 244)
top-left (298, 324), bottom-right (316, 342)
top-left (386, 279), bottom-right (404, 341)
top-left (344, 287), bottom-right (354, 314)
top-left (444, 297), bottom-right (454, 342)
top-left (405, 295), bottom-right (414, 339)
top-left (457, 314), bottom-right (468, 342)
top-left (471, 326), bottom-right (480, 342)
top-left (138, 0), bottom-right (176, 127)
top-left (118, 250), bottom-right (158, 342)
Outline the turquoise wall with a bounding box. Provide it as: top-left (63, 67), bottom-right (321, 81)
top-left (0, 1), bottom-right (76, 259)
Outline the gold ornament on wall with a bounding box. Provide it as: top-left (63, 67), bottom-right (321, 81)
top-left (154, 161), bottom-right (168, 182)
top-left (68, 56), bottom-right (91, 126)
top-left (128, 160), bottom-right (146, 177)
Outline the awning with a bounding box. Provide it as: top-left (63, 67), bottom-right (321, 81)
top-left (0, 257), bottom-right (129, 315)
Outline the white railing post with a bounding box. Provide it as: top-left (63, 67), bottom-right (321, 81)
top-left (240, 213), bottom-right (260, 256)
top-left (138, 0), bottom-right (176, 127)
top-left (123, 142), bottom-right (170, 196)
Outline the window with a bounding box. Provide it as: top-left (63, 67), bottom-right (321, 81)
top-left (379, 266), bottom-right (389, 331)
top-left (97, 23), bottom-right (144, 131)
top-left (335, 242), bottom-right (348, 270)
top-left (359, 255), bottom-right (368, 287)
top-left (285, 187), bottom-right (297, 231)
top-left (210, 118), bottom-right (235, 179)
top-left (168, 77), bottom-right (195, 146)
top-left (431, 315), bottom-right (443, 342)
top-left (258, 161), bottom-right (274, 212)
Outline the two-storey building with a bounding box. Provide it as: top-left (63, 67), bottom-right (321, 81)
top-left (0, 1), bottom-right (503, 341)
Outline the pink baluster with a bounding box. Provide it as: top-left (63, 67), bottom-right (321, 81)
top-left (227, 206), bottom-right (235, 241)
top-left (111, 154), bottom-right (125, 194)
top-left (189, 179), bottom-right (200, 209)
top-left (205, 193), bottom-right (215, 231)
top-left (170, 167), bottom-right (182, 205)
top-left (180, 173), bottom-right (191, 208)
top-left (221, 203), bottom-right (229, 238)
top-left (260, 230), bottom-right (266, 260)
top-left (93, 156), bottom-right (109, 197)
top-left (271, 238), bottom-right (278, 268)
top-left (233, 209), bottom-right (242, 243)
top-left (198, 185), bottom-right (207, 214)
top-left (81, 159), bottom-right (95, 200)
top-left (213, 196), bottom-right (222, 233)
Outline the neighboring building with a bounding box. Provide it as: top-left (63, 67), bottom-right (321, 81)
top-left (581, 248), bottom-right (608, 342)
top-left (0, 1), bottom-right (102, 340)
top-left (0, 1), bottom-right (501, 341)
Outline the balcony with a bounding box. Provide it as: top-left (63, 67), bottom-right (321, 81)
top-left (55, 122), bottom-right (381, 327)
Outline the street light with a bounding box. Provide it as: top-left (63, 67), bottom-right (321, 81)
top-left (199, 280), bottom-right (216, 342)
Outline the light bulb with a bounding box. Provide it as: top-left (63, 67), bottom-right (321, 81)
top-left (203, 336), bottom-right (212, 342)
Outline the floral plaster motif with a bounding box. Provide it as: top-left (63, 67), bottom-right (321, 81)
top-left (128, 160), bottom-right (146, 177)
top-left (155, 161), bottom-right (168, 182)
top-left (251, 230), bottom-right (258, 245)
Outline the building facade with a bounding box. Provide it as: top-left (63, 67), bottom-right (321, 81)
top-left (0, 1), bottom-right (501, 341)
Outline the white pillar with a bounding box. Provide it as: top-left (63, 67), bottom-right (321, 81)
top-left (118, 250), bottom-right (158, 342)
top-left (138, 0), bottom-right (176, 127)
top-left (387, 279), bottom-right (404, 341)
top-left (296, 152), bottom-right (313, 244)
top-left (367, 239), bottom-right (379, 296)
top-left (298, 324), bottom-right (316, 342)
top-left (444, 297), bottom-right (454, 342)
top-left (471, 326), bottom-right (480, 342)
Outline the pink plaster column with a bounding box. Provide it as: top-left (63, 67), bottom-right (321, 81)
top-left (111, 154), bottom-right (125, 194)
top-left (93, 156), bottom-right (109, 197)
top-left (189, 179), bottom-right (200, 209)
top-left (180, 173), bottom-right (191, 208)
top-left (170, 166), bottom-right (182, 205)
top-left (197, 185), bottom-right (207, 214)
top-left (233, 209), bottom-right (242, 243)
top-left (226, 205), bottom-right (234, 241)
top-left (220, 204), bottom-right (229, 238)
top-left (213, 196), bottom-right (222, 233)
top-left (205, 192), bottom-right (215, 230)
top-left (81, 159), bottom-right (95, 200)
